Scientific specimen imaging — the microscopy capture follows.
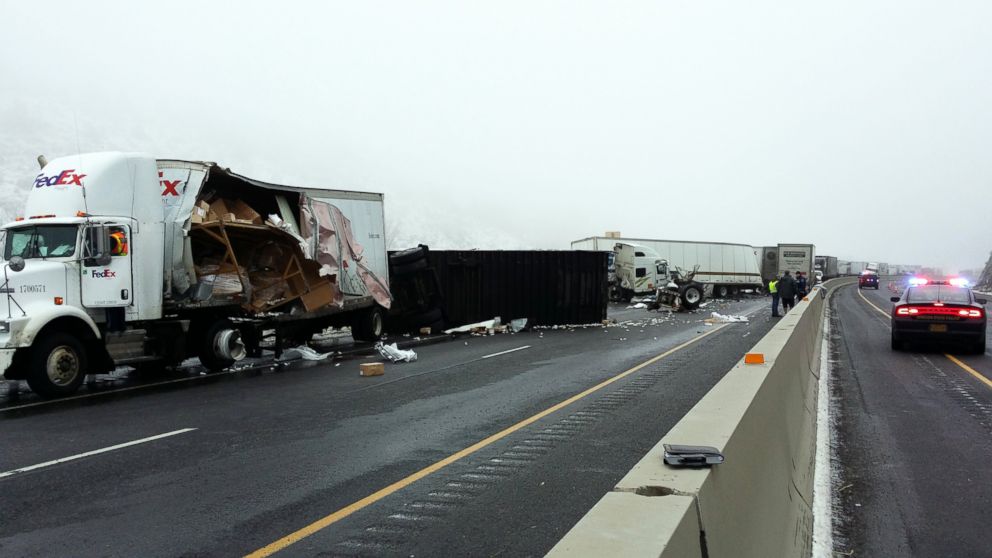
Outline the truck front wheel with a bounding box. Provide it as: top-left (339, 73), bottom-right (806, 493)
top-left (352, 306), bottom-right (385, 342)
top-left (680, 285), bottom-right (704, 310)
top-left (27, 333), bottom-right (88, 398)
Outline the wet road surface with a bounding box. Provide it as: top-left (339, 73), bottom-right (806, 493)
top-left (1, 297), bottom-right (771, 557)
top-left (829, 281), bottom-right (992, 557)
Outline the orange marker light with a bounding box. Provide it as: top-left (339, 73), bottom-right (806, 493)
top-left (54, 297), bottom-right (64, 305)
top-left (744, 353), bottom-right (765, 365)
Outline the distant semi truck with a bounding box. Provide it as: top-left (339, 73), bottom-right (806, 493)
top-left (760, 244), bottom-right (816, 285)
top-left (571, 236), bottom-right (762, 297)
top-left (847, 261), bottom-right (869, 275)
top-left (815, 255), bottom-right (839, 280)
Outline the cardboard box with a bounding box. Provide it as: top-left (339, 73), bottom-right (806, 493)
top-left (229, 199), bottom-right (264, 224)
top-left (299, 281), bottom-right (335, 312)
top-left (419, 326), bottom-right (432, 335)
top-left (360, 362), bottom-right (384, 377)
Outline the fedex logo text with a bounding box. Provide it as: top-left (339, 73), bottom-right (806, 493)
top-left (159, 171), bottom-right (183, 196)
top-left (35, 169), bottom-right (86, 188)
top-left (92, 269), bottom-right (117, 279)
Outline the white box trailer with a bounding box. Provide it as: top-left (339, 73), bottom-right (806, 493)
top-left (849, 261), bottom-right (868, 275)
top-left (0, 152), bottom-right (391, 398)
top-left (777, 244), bottom-right (815, 283)
top-left (571, 236), bottom-right (762, 297)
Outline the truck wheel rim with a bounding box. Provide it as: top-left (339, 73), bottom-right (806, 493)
top-left (685, 290), bottom-right (701, 303)
top-left (47, 346), bottom-right (80, 386)
top-left (372, 313), bottom-right (383, 336)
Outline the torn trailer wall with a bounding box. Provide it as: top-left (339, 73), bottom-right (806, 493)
top-left (156, 160), bottom-right (390, 314)
top-left (393, 250), bottom-right (608, 329)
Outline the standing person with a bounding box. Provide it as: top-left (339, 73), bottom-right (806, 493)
top-left (769, 277), bottom-right (781, 317)
top-left (796, 272), bottom-right (808, 298)
top-left (779, 270), bottom-right (797, 314)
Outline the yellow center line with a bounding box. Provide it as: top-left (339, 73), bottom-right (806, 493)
top-left (855, 286), bottom-right (992, 390)
top-left (245, 324), bottom-right (732, 557)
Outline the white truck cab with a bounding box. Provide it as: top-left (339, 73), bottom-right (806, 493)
top-left (0, 153), bottom-right (165, 396)
top-left (613, 242), bottom-right (666, 301)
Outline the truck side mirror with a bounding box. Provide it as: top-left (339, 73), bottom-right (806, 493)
top-left (890, 296), bottom-right (900, 303)
top-left (84, 225), bottom-right (112, 267)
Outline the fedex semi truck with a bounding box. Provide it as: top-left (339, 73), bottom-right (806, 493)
top-left (0, 152), bottom-right (390, 397)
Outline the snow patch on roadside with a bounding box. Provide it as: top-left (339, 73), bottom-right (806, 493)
top-left (812, 302), bottom-right (834, 557)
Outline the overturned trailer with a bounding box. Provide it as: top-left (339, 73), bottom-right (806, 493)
top-left (0, 152), bottom-right (390, 397)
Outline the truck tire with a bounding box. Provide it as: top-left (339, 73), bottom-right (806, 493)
top-left (352, 306), bottom-right (385, 342)
top-left (26, 332), bottom-right (88, 398)
top-left (197, 319), bottom-right (243, 371)
top-left (679, 285), bottom-right (704, 310)
top-left (390, 246), bottom-right (428, 266)
top-left (716, 285), bottom-right (729, 298)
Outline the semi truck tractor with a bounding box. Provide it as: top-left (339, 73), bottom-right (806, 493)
top-left (0, 152), bottom-right (391, 397)
top-left (612, 242), bottom-right (705, 310)
top-left (572, 236), bottom-right (762, 297)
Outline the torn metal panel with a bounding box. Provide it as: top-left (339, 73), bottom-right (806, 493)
top-left (300, 195), bottom-right (391, 310)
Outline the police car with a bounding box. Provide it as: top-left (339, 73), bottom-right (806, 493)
top-left (859, 271), bottom-right (879, 289)
top-left (890, 278), bottom-right (987, 353)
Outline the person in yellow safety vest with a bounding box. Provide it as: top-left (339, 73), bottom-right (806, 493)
top-left (769, 278), bottom-right (781, 317)
top-left (110, 229), bottom-right (128, 256)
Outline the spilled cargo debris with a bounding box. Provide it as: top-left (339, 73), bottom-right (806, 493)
top-left (706, 312), bottom-right (750, 323)
top-left (375, 342), bottom-right (418, 363)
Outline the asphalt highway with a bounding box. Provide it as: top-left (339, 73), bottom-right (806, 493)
top-left (0, 296), bottom-right (772, 557)
top-left (829, 281), bottom-right (992, 557)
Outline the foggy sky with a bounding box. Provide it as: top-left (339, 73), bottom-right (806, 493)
top-left (2, 1), bottom-right (991, 272)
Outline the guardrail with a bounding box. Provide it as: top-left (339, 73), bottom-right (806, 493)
top-left (548, 278), bottom-right (854, 557)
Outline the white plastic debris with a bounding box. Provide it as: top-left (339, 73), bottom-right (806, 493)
top-left (709, 312), bottom-right (749, 323)
top-left (375, 342), bottom-right (418, 363)
top-left (510, 318), bottom-right (528, 332)
top-left (626, 302), bottom-right (648, 309)
top-left (278, 345), bottom-right (331, 361)
top-left (444, 317), bottom-right (501, 334)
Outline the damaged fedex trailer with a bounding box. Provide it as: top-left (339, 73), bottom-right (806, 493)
top-left (0, 152), bottom-right (390, 397)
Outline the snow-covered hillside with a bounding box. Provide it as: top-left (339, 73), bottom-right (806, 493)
top-left (0, 101), bottom-right (527, 251)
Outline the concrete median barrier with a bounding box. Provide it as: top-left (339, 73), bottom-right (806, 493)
top-left (548, 281), bottom-right (844, 558)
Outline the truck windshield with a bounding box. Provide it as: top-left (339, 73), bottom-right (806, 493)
top-left (3, 225), bottom-right (78, 259)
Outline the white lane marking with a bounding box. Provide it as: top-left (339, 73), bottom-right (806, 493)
top-left (812, 298), bottom-right (834, 557)
top-left (481, 346), bottom-right (532, 359)
top-left (0, 428), bottom-right (197, 479)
